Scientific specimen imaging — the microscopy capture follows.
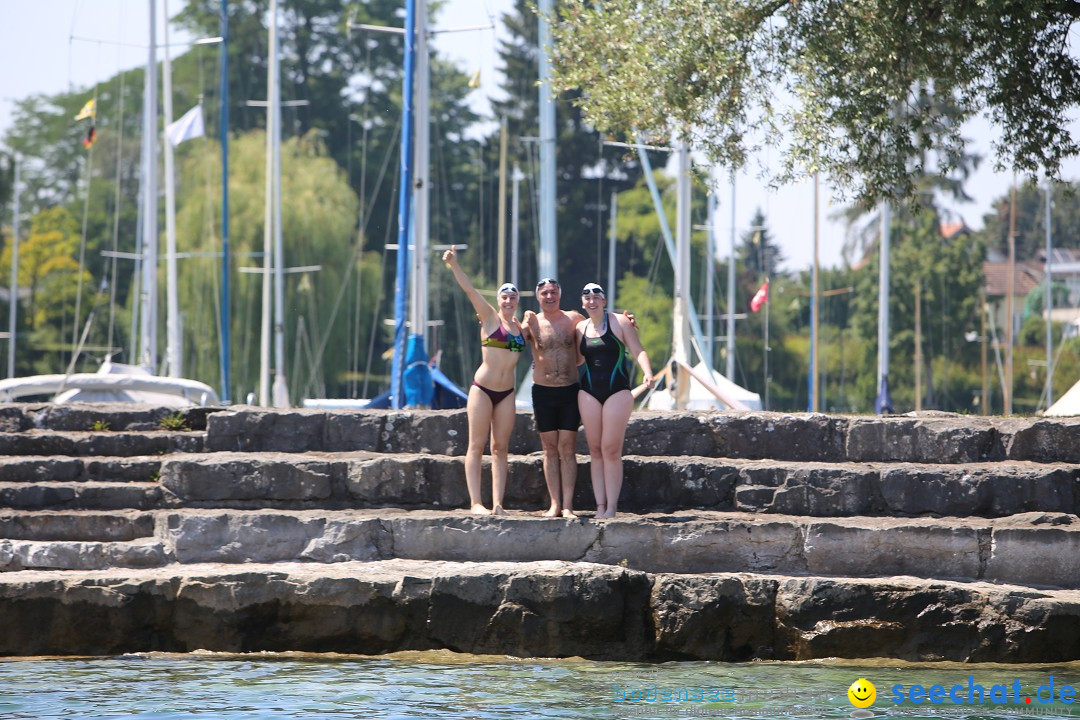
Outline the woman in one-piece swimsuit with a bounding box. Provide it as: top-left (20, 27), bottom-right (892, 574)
top-left (575, 282), bottom-right (654, 519)
top-left (444, 245), bottom-right (524, 515)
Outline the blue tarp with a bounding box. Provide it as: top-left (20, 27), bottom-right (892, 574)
top-left (403, 335), bottom-right (434, 408)
top-left (366, 353), bottom-right (467, 411)
top-left (430, 365), bottom-right (468, 409)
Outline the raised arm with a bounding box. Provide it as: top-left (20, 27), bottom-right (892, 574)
top-left (443, 245), bottom-right (497, 325)
top-left (615, 312), bottom-right (654, 388)
top-left (521, 310), bottom-right (540, 346)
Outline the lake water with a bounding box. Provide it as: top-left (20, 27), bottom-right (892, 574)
top-left (1, 652), bottom-right (1079, 719)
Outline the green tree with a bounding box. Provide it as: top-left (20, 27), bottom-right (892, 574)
top-left (174, 129), bottom-right (362, 402)
top-left (737, 208), bottom-right (785, 283)
top-left (973, 180), bottom-right (1080, 264)
top-left (0, 206), bottom-right (93, 374)
top-left (483, 0), bottom-right (664, 298)
top-left (848, 208), bottom-right (985, 412)
top-left (549, 0), bottom-right (1080, 202)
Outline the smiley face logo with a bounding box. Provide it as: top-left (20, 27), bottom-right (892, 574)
top-left (848, 678), bottom-right (876, 708)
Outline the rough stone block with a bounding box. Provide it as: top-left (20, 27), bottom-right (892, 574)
top-left (165, 512), bottom-right (385, 564)
top-left (1006, 419), bottom-right (1080, 463)
top-left (206, 408), bottom-right (327, 452)
top-left (389, 515), bottom-right (599, 562)
top-left (323, 413), bottom-right (383, 451)
top-left (162, 456), bottom-right (333, 503)
top-left (651, 574), bottom-right (778, 660)
top-left (622, 457), bottom-right (738, 512)
top-left (344, 456), bottom-right (466, 509)
top-left (987, 515), bottom-right (1080, 588)
top-left (737, 464), bottom-right (879, 515)
top-left (0, 511), bottom-right (154, 542)
top-left (710, 413), bottom-right (847, 461)
top-left (585, 518), bottom-right (804, 574)
top-left (846, 417), bottom-right (1003, 463)
top-left (623, 413), bottom-right (717, 456)
top-left (804, 521), bottom-right (983, 579)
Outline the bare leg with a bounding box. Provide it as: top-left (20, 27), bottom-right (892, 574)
top-left (557, 429), bottom-right (579, 517)
top-left (539, 430), bottom-right (562, 516)
top-left (597, 390), bottom-right (633, 519)
top-left (489, 391), bottom-right (516, 515)
top-left (578, 390), bottom-right (606, 515)
top-left (465, 386), bottom-right (493, 515)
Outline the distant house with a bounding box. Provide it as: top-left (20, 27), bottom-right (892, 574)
top-left (1042, 247), bottom-right (1080, 339)
top-left (940, 221), bottom-right (970, 242)
top-left (981, 247), bottom-right (1080, 344)
top-left (982, 260), bottom-right (1044, 342)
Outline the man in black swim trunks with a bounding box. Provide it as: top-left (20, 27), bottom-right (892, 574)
top-left (522, 278), bottom-right (584, 517)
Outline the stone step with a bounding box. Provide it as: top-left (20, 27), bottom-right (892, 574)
top-left (0, 482), bottom-right (165, 511)
top-left (0, 537), bottom-right (167, 571)
top-left (0, 456), bottom-right (162, 484)
top-left (0, 402), bottom-right (218, 432)
top-left (0, 559), bottom-right (1077, 661)
top-left (204, 408), bottom-right (1080, 464)
top-left (0, 430), bottom-right (204, 457)
top-left (7, 507), bottom-right (1074, 589)
top-left (157, 451), bottom-right (1080, 518)
top-left (0, 510), bottom-right (156, 541)
top-left (150, 508), bottom-right (1080, 590)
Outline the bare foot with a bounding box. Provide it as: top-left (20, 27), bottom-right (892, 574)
top-left (542, 505), bottom-right (561, 517)
top-left (594, 504), bottom-right (606, 518)
top-left (561, 508), bottom-right (578, 519)
top-left (596, 508), bottom-right (616, 519)
top-left (470, 504), bottom-right (491, 515)
top-left (492, 505), bottom-right (507, 516)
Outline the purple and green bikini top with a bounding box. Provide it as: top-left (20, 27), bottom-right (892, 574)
top-left (482, 323), bottom-right (526, 352)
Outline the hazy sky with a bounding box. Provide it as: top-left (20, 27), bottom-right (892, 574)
top-left (3, 0), bottom-right (1077, 275)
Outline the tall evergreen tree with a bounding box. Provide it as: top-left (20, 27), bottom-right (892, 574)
top-left (485, 0), bottom-right (662, 303)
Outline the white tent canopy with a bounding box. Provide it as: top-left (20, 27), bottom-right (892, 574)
top-left (1045, 378), bottom-right (1080, 417)
top-left (647, 362), bottom-right (762, 411)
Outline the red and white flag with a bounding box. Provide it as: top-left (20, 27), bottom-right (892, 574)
top-left (750, 280), bottom-right (769, 312)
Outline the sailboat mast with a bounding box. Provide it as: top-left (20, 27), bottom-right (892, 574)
top-left (511, 164), bottom-right (523, 289)
top-left (272, 29), bottom-right (288, 407)
top-left (497, 116), bottom-right (509, 285)
top-left (607, 190), bottom-right (617, 311)
top-left (537, 0), bottom-right (557, 280)
top-left (727, 175), bottom-right (735, 381)
top-left (260, 0), bottom-right (278, 406)
top-left (705, 186), bottom-right (714, 370)
top-left (139, 0), bottom-right (159, 372)
top-left (811, 172), bottom-right (819, 412)
top-left (408, 0), bottom-right (430, 346)
top-left (876, 200), bottom-right (891, 412)
top-left (390, 0), bottom-right (417, 409)
top-left (219, 0), bottom-right (231, 403)
top-left (673, 142), bottom-right (692, 409)
top-left (163, 1), bottom-right (182, 378)
top-left (1045, 178), bottom-right (1053, 407)
top-left (7, 154), bottom-right (19, 378)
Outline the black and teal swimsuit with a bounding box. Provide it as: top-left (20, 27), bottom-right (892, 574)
top-left (579, 313), bottom-right (631, 403)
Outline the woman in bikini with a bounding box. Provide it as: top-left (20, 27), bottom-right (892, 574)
top-left (443, 245), bottom-right (525, 515)
top-left (575, 283), bottom-right (654, 519)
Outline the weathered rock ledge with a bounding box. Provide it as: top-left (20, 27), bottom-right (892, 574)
top-left (2, 560), bottom-right (1078, 662)
top-left (4, 509), bottom-right (1079, 591)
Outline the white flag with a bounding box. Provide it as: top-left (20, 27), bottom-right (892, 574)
top-left (165, 104), bottom-right (205, 146)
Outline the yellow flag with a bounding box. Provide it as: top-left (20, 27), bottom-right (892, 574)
top-left (468, 68), bottom-right (481, 89)
top-left (75, 98), bottom-right (96, 121)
